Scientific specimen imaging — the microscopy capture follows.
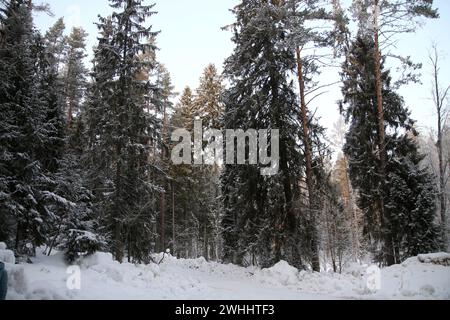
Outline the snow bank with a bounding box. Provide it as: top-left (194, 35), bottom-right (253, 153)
top-left (79, 252), bottom-right (125, 282)
top-left (417, 253), bottom-right (450, 266)
top-left (4, 264), bottom-right (28, 298)
top-left (2, 245), bottom-right (448, 300)
top-left (373, 256), bottom-right (450, 299)
top-left (343, 262), bottom-right (369, 277)
top-left (1, 244), bottom-right (74, 300)
top-left (81, 252), bottom-right (155, 286)
top-left (250, 260), bottom-right (363, 298)
top-left (251, 258), bottom-right (450, 299)
top-left (254, 261), bottom-right (300, 286)
top-left (0, 243), bottom-right (15, 264)
top-left (0, 243), bottom-right (27, 299)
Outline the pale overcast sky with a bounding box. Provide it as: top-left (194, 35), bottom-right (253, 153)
top-left (33, 0), bottom-right (450, 136)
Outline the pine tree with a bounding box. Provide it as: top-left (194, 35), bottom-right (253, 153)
top-left (340, 36), bottom-right (440, 265)
top-left (284, 0), bottom-right (337, 272)
top-left (43, 17), bottom-right (65, 74)
top-left (63, 27), bottom-right (88, 127)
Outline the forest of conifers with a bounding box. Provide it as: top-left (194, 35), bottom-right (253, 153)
top-left (0, 0), bottom-right (449, 273)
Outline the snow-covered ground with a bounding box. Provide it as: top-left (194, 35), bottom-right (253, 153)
top-left (1, 243), bottom-right (449, 300)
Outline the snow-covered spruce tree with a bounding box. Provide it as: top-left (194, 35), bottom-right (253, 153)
top-left (194, 64), bottom-right (224, 129)
top-left (171, 86), bottom-right (197, 131)
top-left (34, 33), bottom-right (66, 175)
top-left (150, 64), bottom-right (175, 253)
top-left (0, 0), bottom-right (58, 256)
top-left (193, 64), bottom-right (224, 261)
top-left (168, 87), bottom-right (198, 258)
top-left (53, 158), bottom-right (105, 264)
top-left (340, 36), bottom-right (440, 265)
top-left (44, 143), bottom-right (104, 263)
top-left (189, 65), bottom-right (224, 261)
top-left (1, 7), bottom-right (101, 262)
top-left (221, 0), bottom-right (303, 268)
top-left (33, 32), bottom-right (72, 257)
top-left (85, 0), bottom-right (160, 263)
top-left (350, 0), bottom-right (439, 266)
top-left (84, 16), bottom-right (116, 207)
top-left (168, 65), bottom-right (224, 260)
top-left (43, 23), bottom-right (103, 262)
top-left (63, 98), bottom-right (106, 265)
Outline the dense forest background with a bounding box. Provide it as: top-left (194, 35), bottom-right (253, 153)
top-left (0, 0), bottom-right (449, 272)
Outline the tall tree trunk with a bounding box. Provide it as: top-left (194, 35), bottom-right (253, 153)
top-left (172, 182), bottom-right (176, 255)
top-left (373, 0), bottom-right (395, 266)
top-left (265, 29), bottom-right (293, 264)
top-left (65, 54), bottom-right (74, 129)
top-left (47, 220), bottom-right (64, 256)
top-left (296, 47), bottom-right (320, 272)
top-left (160, 193), bottom-right (166, 251)
top-left (15, 223), bottom-right (21, 254)
top-left (431, 46), bottom-right (448, 249)
top-left (114, 221), bottom-right (123, 263)
top-left (342, 155), bottom-right (359, 261)
top-left (160, 98), bottom-right (168, 252)
top-left (114, 177), bottom-right (124, 263)
top-left (438, 120), bottom-right (446, 236)
top-left (66, 75), bottom-right (74, 128)
top-left (112, 0), bottom-right (133, 264)
top-left (114, 143), bottom-right (124, 263)
top-left (437, 101), bottom-right (447, 248)
top-left (184, 200), bottom-right (188, 259)
top-left (203, 224), bottom-right (208, 261)
top-left (127, 233), bottom-right (131, 263)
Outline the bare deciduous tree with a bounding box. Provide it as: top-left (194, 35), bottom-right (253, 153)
top-left (429, 43), bottom-right (450, 249)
